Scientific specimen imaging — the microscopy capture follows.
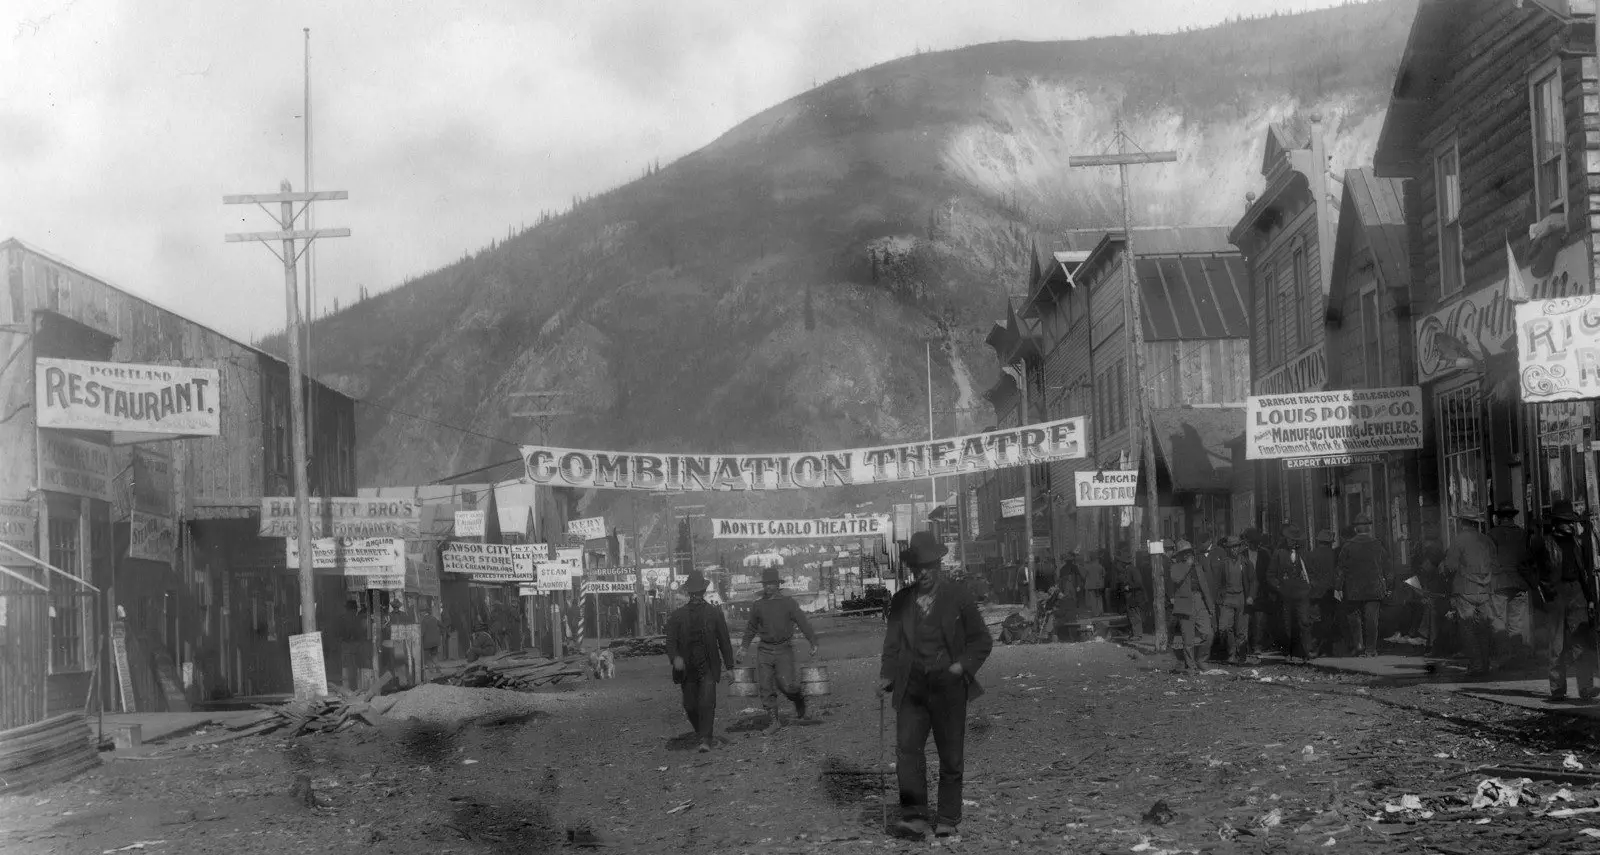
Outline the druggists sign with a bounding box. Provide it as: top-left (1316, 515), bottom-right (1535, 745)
top-left (35, 358), bottom-right (220, 440)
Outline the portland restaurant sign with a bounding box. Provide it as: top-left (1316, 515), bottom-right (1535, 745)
top-left (1416, 238), bottom-right (1590, 383)
top-left (36, 358), bottom-right (220, 439)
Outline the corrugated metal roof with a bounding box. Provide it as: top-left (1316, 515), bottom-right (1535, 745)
top-left (1344, 168), bottom-right (1410, 290)
top-left (1148, 407), bottom-right (1245, 492)
top-left (1137, 253), bottom-right (1251, 340)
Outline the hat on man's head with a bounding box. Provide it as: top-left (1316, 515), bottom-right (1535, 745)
top-left (1172, 539), bottom-right (1194, 556)
top-left (761, 566), bottom-right (784, 584)
top-left (683, 574), bottom-right (710, 594)
top-left (1493, 502), bottom-right (1520, 519)
top-left (1282, 524), bottom-right (1304, 543)
top-left (1315, 529), bottom-right (1336, 544)
top-left (1550, 500), bottom-right (1583, 523)
top-left (1353, 512), bottom-right (1374, 526)
top-left (1239, 527), bottom-right (1261, 545)
top-left (903, 530), bottom-right (949, 567)
top-left (1220, 535), bottom-right (1243, 548)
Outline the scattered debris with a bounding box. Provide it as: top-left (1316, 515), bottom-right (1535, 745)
top-left (667, 799), bottom-right (694, 815)
top-left (101, 843), bottom-right (167, 854)
top-left (1258, 807), bottom-right (1283, 828)
top-left (1383, 794), bottom-right (1434, 820)
top-left (1565, 753), bottom-right (1585, 772)
top-left (1472, 778), bottom-right (1533, 810)
top-left (250, 687), bottom-right (391, 737)
top-left (608, 636), bottom-right (668, 658)
top-left (1142, 799), bottom-right (1175, 825)
top-left (432, 652), bottom-right (588, 690)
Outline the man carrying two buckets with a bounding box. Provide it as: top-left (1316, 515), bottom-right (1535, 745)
top-left (739, 566), bottom-right (820, 735)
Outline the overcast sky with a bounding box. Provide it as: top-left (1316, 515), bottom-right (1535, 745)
top-left (5, 0), bottom-right (1352, 343)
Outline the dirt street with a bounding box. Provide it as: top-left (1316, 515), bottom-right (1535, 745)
top-left (6, 619), bottom-right (1600, 855)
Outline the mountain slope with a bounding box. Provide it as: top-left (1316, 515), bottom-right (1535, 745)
top-left (277, 0), bottom-right (1419, 520)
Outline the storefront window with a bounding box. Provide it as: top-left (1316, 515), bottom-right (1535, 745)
top-left (1536, 401), bottom-right (1592, 516)
top-left (47, 500), bottom-right (86, 673)
top-left (1438, 386), bottom-right (1485, 528)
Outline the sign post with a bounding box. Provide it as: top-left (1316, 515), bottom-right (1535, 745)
top-left (225, 183), bottom-right (348, 644)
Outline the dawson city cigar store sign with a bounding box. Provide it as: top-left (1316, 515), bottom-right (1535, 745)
top-left (36, 358), bottom-right (220, 440)
top-left (521, 419), bottom-right (1086, 492)
top-left (1246, 387), bottom-right (1424, 460)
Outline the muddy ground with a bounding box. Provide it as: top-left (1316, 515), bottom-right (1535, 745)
top-left (7, 618), bottom-right (1600, 854)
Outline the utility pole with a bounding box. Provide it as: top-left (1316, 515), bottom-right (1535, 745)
top-left (511, 390), bottom-right (576, 650)
top-left (926, 341), bottom-right (938, 519)
top-left (1070, 124), bottom-right (1179, 652)
top-left (1003, 358), bottom-right (1037, 613)
top-left (225, 183), bottom-right (349, 637)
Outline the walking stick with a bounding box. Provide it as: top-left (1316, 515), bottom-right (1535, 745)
top-left (878, 689), bottom-right (888, 832)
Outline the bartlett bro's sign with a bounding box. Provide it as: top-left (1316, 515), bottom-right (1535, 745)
top-left (36, 358), bottom-right (220, 440)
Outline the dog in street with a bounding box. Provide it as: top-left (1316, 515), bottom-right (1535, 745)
top-left (587, 648), bottom-right (616, 680)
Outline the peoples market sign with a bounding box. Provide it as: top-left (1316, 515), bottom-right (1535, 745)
top-left (1416, 238), bottom-right (1590, 383)
top-left (520, 418), bottom-right (1086, 491)
top-left (36, 358), bottom-right (220, 442)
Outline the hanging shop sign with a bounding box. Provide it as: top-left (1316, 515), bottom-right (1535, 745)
top-left (441, 542), bottom-right (538, 583)
top-left (1416, 238), bottom-right (1590, 383)
top-left (711, 515), bottom-right (889, 540)
top-left (258, 496), bottom-right (422, 539)
top-left (38, 431), bottom-right (114, 502)
top-left (580, 581), bottom-right (636, 595)
top-left (520, 418), bottom-right (1086, 492)
top-left (129, 509), bottom-right (176, 564)
top-left (1000, 496), bottom-right (1025, 518)
top-left (406, 540), bottom-right (441, 598)
top-left (536, 562), bottom-right (573, 591)
top-left (1245, 386), bottom-right (1423, 460)
top-left (1284, 453), bottom-right (1383, 470)
top-left (35, 357), bottom-right (220, 441)
top-left (285, 537), bottom-right (405, 574)
top-left (1073, 471), bottom-right (1138, 507)
top-left (345, 573), bottom-right (404, 591)
top-left (132, 447), bottom-right (174, 517)
top-left (555, 546), bottom-right (584, 575)
top-left (567, 516), bottom-right (607, 540)
top-left (1516, 296), bottom-right (1600, 403)
top-left (454, 510), bottom-right (485, 537)
top-left (497, 505), bottom-right (532, 540)
top-left (0, 498), bottom-right (37, 564)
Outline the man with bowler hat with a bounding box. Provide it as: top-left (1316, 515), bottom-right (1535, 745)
top-left (880, 531), bottom-right (993, 840)
top-left (739, 565), bottom-right (818, 734)
top-left (1528, 500), bottom-right (1599, 701)
top-left (665, 574), bottom-right (734, 752)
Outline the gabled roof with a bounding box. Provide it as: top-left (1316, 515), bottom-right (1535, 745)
top-left (1328, 169), bottom-right (1410, 301)
top-left (1372, 1), bottom-right (1491, 176)
top-left (1228, 123), bottom-right (1323, 249)
top-left (1261, 122), bottom-right (1309, 178)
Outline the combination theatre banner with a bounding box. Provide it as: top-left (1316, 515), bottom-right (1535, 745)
top-left (1073, 471), bottom-right (1138, 507)
top-left (711, 515), bottom-right (890, 539)
top-left (520, 418), bottom-right (1086, 491)
top-left (1516, 296), bottom-right (1600, 403)
top-left (1245, 387), bottom-right (1423, 460)
top-left (35, 357), bottom-right (221, 441)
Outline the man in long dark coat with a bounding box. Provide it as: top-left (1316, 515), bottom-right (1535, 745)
top-left (1273, 525), bottom-right (1316, 663)
top-left (880, 531), bottom-right (993, 841)
top-left (665, 575), bottom-right (735, 752)
top-left (1337, 513), bottom-right (1391, 657)
top-left (1528, 500), bottom-right (1599, 701)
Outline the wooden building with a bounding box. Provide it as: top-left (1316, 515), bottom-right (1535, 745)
top-left (1373, 0), bottom-right (1600, 537)
top-left (1323, 168), bottom-right (1423, 556)
top-left (978, 301), bottom-right (1051, 586)
top-left (1230, 120), bottom-right (1341, 540)
top-left (0, 239), bottom-right (357, 722)
top-left (1002, 227), bottom-right (1251, 566)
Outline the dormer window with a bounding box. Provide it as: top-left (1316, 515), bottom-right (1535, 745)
top-left (1531, 59), bottom-right (1566, 215)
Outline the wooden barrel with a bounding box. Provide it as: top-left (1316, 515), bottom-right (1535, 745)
top-left (728, 666), bottom-right (759, 697)
top-left (800, 665), bottom-right (831, 697)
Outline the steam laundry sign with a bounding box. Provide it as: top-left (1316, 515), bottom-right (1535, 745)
top-left (35, 358), bottom-right (220, 440)
top-left (1246, 386), bottom-right (1423, 460)
top-left (711, 515), bottom-right (889, 539)
top-left (1516, 296), bottom-right (1600, 403)
top-left (1073, 471), bottom-right (1138, 507)
top-left (520, 418), bottom-right (1086, 492)
top-left (129, 510), bottom-right (176, 564)
top-left (1415, 238), bottom-right (1590, 383)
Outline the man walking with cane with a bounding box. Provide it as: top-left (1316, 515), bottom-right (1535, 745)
top-left (739, 566), bottom-right (819, 735)
top-left (880, 531), bottom-right (993, 840)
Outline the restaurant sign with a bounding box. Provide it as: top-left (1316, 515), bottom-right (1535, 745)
top-left (1416, 238), bottom-right (1590, 383)
top-left (35, 357), bottom-right (220, 440)
top-left (1073, 471), bottom-right (1138, 507)
top-left (1246, 386), bottom-right (1424, 460)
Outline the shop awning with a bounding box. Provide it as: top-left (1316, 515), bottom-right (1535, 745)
top-left (1148, 407), bottom-right (1244, 492)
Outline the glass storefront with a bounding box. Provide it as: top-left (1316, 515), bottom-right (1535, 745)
top-left (1438, 384), bottom-right (1485, 527)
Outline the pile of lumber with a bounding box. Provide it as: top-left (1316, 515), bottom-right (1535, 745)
top-left (432, 652), bottom-right (587, 690)
top-left (222, 682), bottom-right (394, 740)
top-left (608, 635), bottom-right (667, 658)
top-left (0, 713), bottom-right (99, 795)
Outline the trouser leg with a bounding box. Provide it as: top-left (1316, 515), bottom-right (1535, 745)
top-left (895, 675), bottom-right (933, 820)
top-left (694, 677), bottom-right (718, 741)
top-left (756, 646), bottom-right (779, 713)
top-left (680, 678), bottom-right (700, 732)
top-left (928, 675), bottom-right (969, 826)
top-left (1363, 601), bottom-right (1381, 653)
top-left (772, 643), bottom-right (804, 709)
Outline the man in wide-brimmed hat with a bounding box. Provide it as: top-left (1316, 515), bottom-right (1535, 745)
top-left (880, 530), bottom-right (993, 840)
top-left (1273, 525), bottom-right (1316, 663)
top-left (1444, 512), bottom-right (1497, 675)
top-left (1336, 513), bottom-right (1391, 657)
top-left (1487, 501), bottom-right (1533, 664)
top-left (1166, 540), bottom-right (1214, 670)
top-left (665, 574), bottom-right (735, 752)
top-left (739, 565), bottom-right (818, 734)
top-left (1528, 500), bottom-right (1599, 701)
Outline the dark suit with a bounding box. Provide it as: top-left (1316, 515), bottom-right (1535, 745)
top-left (666, 601), bottom-right (735, 743)
top-left (880, 581), bottom-right (993, 828)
